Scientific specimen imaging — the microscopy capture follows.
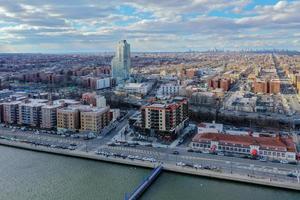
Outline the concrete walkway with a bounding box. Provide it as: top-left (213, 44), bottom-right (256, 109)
top-left (0, 139), bottom-right (300, 191)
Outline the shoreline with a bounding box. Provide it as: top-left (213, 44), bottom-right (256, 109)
top-left (1, 140), bottom-right (300, 191)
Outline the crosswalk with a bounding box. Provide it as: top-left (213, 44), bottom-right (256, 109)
top-left (106, 146), bottom-right (163, 157)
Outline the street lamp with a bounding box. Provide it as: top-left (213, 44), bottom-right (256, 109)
top-left (250, 164), bottom-right (254, 177)
top-left (226, 161), bottom-right (232, 174)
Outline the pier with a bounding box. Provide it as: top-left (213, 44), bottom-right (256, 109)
top-left (125, 165), bottom-right (163, 200)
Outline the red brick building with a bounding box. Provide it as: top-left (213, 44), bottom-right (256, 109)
top-left (253, 79), bottom-right (280, 94)
top-left (208, 77), bottom-right (231, 91)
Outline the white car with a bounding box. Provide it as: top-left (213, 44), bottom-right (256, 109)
top-left (176, 162), bottom-right (186, 166)
top-left (280, 160), bottom-right (289, 164)
top-left (149, 158), bottom-right (157, 163)
top-left (259, 157), bottom-right (267, 162)
top-left (193, 164), bottom-right (202, 169)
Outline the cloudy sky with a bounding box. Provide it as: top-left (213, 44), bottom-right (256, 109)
top-left (0, 0), bottom-right (299, 53)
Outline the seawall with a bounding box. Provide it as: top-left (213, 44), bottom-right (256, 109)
top-left (0, 140), bottom-right (299, 191)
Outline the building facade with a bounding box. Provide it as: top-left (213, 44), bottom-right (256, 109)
top-left (96, 77), bottom-right (111, 89)
top-left (96, 95), bottom-right (106, 108)
top-left (157, 84), bottom-right (181, 96)
top-left (2, 101), bottom-right (21, 124)
top-left (209, 77), bottom-right (231, 91)
top-left (57, 107), bottom-right (80, 131)
top-left (18, 99), bottom-right (48, 127)
top-left (123, 82), bottom-right (153, 96)
top-left (191, 133), bottom-right (297, 161)
top-left (111, 40), bottom-right (131, 84)
top-left (80, 106), bottom-right (110, 133)
top-left (41, 104), bottom-right (62, 129)
top-left (253, 78), bottom-right (280, 94)
top-left (141, 97), bottom-right (189, 140)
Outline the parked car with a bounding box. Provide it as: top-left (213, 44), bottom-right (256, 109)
top-left (172, 150), bottom-right (179, 155)
top-left (280, 160), bottom-right (289, 164)
top-left (259, 157), bottom-right (268, 162)
top-left (176, 162), bottom-right (186, 166)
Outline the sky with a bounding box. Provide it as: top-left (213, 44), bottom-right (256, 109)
top-left (0, 0), bottom-right (299, 53)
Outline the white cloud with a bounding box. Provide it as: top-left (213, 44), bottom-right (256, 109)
top-left (0, 0), bottom-right (299, 52)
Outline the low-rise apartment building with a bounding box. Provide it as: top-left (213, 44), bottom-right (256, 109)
top-left (80, 106), bottom-right (110, 133)
top-left (41, 103), bottom-right (63, 129)
top-left (57, 106), bottom-right (80, 131)
top-left (18, 99), bottom-right (48, 127)
top-left (2, 101), bottom-right (22, 124)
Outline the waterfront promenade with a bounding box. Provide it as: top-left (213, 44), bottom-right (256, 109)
top-left (0, 139), bottom-right (299, 191)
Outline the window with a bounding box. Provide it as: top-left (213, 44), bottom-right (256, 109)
top-left (276, 152), bottom-right (280, 157)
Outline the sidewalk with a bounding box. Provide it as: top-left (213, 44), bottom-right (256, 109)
top-left (1, 139), bottom-right (300, 191)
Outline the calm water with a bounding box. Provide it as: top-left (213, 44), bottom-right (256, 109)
top-left (0, 146), bottom-right (299, 200)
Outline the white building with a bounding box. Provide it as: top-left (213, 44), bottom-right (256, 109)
top-left (157, 84), bottom-right (182, 96)
top-left (96, 95), bottom-right (106, 108)
top-left (123, 82), bottom-right (153, 95)
top-left (96, 77), bottom-right (111, 89)
top-left (111, 40), bottom-right (131, 84)
top-left (110, 109), bottom-right (120, 121)
top-left (198, 121), bottom-right (223, 134)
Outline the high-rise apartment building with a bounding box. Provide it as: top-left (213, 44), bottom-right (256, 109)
top-left (111, 40), bottom-right (131, 84)
top-left (141, 97), bottom-right (189, 140)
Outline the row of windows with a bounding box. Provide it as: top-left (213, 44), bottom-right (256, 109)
top-left (260, 150), bottom-right (285, 157)
top-left (193, 143), bottom-right (288, 157)
top-left (193, 143), bottom-right (251, 153)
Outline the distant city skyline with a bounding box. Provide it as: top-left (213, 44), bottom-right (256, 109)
top-left (0, 0), bottom-right (299, 53)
